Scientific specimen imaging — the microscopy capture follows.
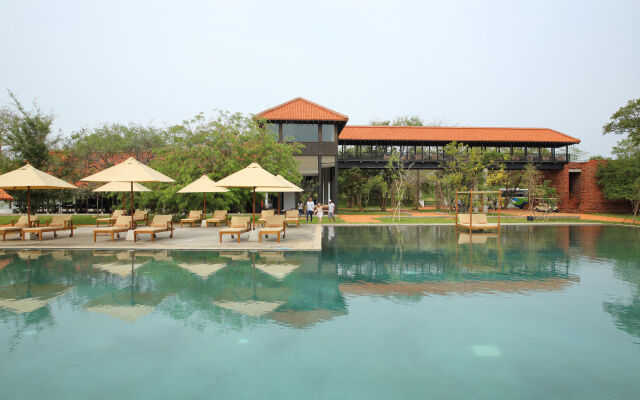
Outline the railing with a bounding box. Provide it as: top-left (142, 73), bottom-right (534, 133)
top-left (339, 153), bottom-right (569, 163)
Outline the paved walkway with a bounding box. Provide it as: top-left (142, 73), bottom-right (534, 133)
top-left (0, 225), bottom-right (322, 251)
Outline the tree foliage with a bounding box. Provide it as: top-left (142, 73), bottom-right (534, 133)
top-left (603, 98), bottom-right (640, 146)
top-left (0, 91), bottom-right (57, 169)
top-left (596, 156), bottom-right (640, 222)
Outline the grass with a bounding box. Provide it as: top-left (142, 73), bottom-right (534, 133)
top-left (0, 214), bottom-right (101, 226)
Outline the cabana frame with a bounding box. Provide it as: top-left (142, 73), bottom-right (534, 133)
top-left (455, 190), bottom-right (502, 233)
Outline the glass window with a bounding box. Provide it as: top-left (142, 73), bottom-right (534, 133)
top-left (266, 123), bottom-right (279, 139)
top-left (282, 123), bottom-right (318, 142)
top-left (321, 124), bottom-right (335, 142)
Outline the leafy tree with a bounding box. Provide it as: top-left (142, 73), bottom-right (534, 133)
top-left (596, 155), bottom-right (640, 223)
top-left (138, 112), bottom-right (301, 215)
top-left (338, 168), bottom-right (368, 210)
top-left (1, 91), bottom-right (57, 169)
top-left (440, 142), bottom-right (500, 211)
top-left (603, 98), bottom-right (640, 145)
top-left (521, 163), bottom-right (557, 218)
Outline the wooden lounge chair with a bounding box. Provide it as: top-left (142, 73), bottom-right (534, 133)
top-left (259, 216), bottom-right (286, 243)
top-left (180, 210), bottom-right (202, 228)
top-left (21, 215), bottom-right (74, 241)
top-left (133, 215), bottom-right (174, 242)
top-left (257, 209), bottom-right (275, 227)
top-left (0, 215), bottom-right (33, 241)
top-left (93, 216), bottom-right (132, 242)
top-left (205, 210), bottom-right (228, 227)
top-left (457, 214), bottom-right (499, 231)
top-left (133, 209), bottom-right (149, 226)
top-left (284, 210), bottom-right (300, 227)
top-left (219, 216), bottom-right (251, 243)
top-left (96, 209), bottom-right (124, 226)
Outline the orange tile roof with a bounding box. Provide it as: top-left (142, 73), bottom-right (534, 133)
top-left (257, 97), bottom-right (348, 122)
top-left (0, 189), bottom-right (13, 201)
top-left (339, 126), bottom-right (580, 144)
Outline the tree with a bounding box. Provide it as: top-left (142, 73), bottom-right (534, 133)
top-left (596, 155), bottom-right (640, 223)
top-left (603, 98), bottom-right (640, 146)
top-left (1, 91), bottom-right (57, 169)
top-left (440, 142), bottom-right (500, 211)
top-left (521, 163), bottom-right (557, 219)
top-left (139, 112), bottom-right (302, 214)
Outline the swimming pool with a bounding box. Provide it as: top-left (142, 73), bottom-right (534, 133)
top-left (1, 225), bottom-right (639, 399)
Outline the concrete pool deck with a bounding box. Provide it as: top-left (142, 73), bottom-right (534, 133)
top-left (0, 224), bottom-right (322, 251)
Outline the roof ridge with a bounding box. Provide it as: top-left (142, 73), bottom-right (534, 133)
top-left (257, 97), bottom-right (348, 120)
top-left (346, 125), bottom-right (559, 130)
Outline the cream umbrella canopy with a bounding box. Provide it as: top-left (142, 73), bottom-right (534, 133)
top-left (0, 164), bottom-right (77, 227)
top-left (81, 157), bottom-right (174, 227)
top-left (215, 163), bottom-right (289, 229)
top-left (93, 181), bottom-right (151, 214)
top-left (255, 175), bottom-right (303, 214)
top-left (176, 175), bottom-right (228, 218)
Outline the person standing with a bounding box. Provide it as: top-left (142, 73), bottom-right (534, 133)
top-left (306, 197), bottom-right (314, 222)
top-left (298, 201), bottom-right (303, 216)
top-left (327, 199), bottom-right (336, 223)
top-left (315, 202), bottom-right (324, 224)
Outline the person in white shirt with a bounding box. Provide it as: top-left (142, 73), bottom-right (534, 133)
top-left (327, 199), bottom-right (336, 223)
top-left (306, 197), bottom-right (314, 222)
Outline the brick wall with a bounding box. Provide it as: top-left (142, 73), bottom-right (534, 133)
top-left (544, 160), bottom-right (630, 213)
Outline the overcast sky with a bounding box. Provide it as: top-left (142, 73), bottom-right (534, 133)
top-left (1, 0), bottom-right (639, 156)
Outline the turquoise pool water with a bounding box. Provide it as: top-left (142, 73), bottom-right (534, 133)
top-left (1, 225), bottom-right (640, 399)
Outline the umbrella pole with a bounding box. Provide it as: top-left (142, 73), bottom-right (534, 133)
top-left (277, 193), bottom-right (280, 215)
top-left (27, 186), bottom-right (31, 227)
top-left (130, 182), bottom-right (134, 228)
top-left (203, 192), bottom-right (206, 219)
top-left (252, 187), bottom-right (256, 230)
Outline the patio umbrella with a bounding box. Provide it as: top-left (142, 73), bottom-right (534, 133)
top-left (215, 163), bottom-right (289, 229)
top-left (93, 181), bottom-right (151, 213)
top-left (256, 175), bottom-right (303, 214)
top-left (176, 175), bottom-right (228, 218)
top-left (0, 164), bottom-right (77, 228)
top-left (81, 157), bottom-right (174, 227)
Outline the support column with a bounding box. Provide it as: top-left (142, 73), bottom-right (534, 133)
top-left (332, 157), bottom-right (338, 213)
top-left (317, 155), bottom-right (323, 203)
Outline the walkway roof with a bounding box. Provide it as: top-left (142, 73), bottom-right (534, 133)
top-left (339, 125), bottom-right (580, 145)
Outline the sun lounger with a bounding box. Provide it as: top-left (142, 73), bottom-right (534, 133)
top-left (284, 210), bottom-right (300, 227)
top-left (257, 210), bottom-right (275, 227)
top-left (93, 216), bottom-right (132, 242)
top-left (21, 215), bottom-right (74, 241)
top-left (133, 215), bottom-right (174, 242)
top-left (133, 209), bottom-right (149, 226)
top-left (219, 217), bottom-right (251, 243)
top-left (205, 210), bottom-right (228, 227)
top-left (457, 214), bottom-right (499, 231)
top-left (0, 215), bottom-right (34, 241)
top-left (96, 209), bottom-right (125, 226)
top-left (259, 216), bottom-right (286, 243)
top-left (180, 210), bottom-right (202, 228)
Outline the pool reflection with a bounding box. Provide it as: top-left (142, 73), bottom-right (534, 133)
top-left (1, 225), bottom-right (639, 344)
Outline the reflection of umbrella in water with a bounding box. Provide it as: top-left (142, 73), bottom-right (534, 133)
top-left (0, 283), bottom-right (71, 314)
top-left (213, 253), bottom-right (288, 317)
top-left (93, 260), bottom-right (144, 278)
top-left (86, 251), bottom-right (166, 323)
top-left (86, 292), bottom-right (166, 323)
top-left (254, 263), bottom-right (300, 280)
top-left (177, 263), bottom-right (226, 279)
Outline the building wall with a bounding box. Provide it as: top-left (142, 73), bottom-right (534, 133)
top-left (543, 160), bottom-right (630, 213)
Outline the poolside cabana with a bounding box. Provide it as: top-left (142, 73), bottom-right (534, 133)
top-left (455, 190), bottom-right (502, 233)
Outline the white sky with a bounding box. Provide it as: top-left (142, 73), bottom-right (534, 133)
top-left (1, 0), bottom-right (639, 156)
